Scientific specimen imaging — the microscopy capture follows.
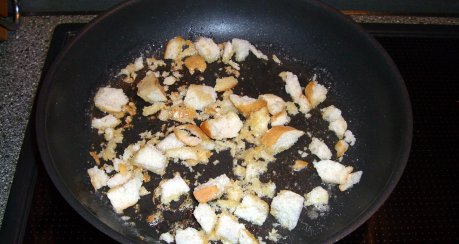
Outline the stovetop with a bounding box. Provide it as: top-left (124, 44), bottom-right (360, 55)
top-left (1, 23), bottom-right (459, 243)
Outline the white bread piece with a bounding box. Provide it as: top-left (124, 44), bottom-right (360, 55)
top-left (165, 146), bottom-right (211, 166)
top-left (142, 102), bottom-right (165, 116)
top-left (329, 117), bottom-right (347, 139)
top-left (184, 84), bottom-right (217, 111)
top-left (160, 173), bottom-right (190, 204)
top-left (259, 94), bottom-right (286, 115)
top-left (216, 213), bottom-right (245, 243)
top-left (278, 72), bottom-right (311, 113)
top-left (163, 76), bottom-right (176, 85)
top-left (159, 232), bottom-right (174, 243)
top-left (229, 94), bottom-right (267, 117)
top-left (200, 112), bottom-right (243, 140)
top-left (106, 176), bottom-right (142, 214)
top-left (321, 105), bottom-right (342, 122)
top-left (178, 39), bottom-right (199, 60)
top-left (91, 115), bottom-right (121, 130)
top-left (247, 107), bottom-right (270, 138)
top-left (248, 178), bottom-right (276, 198)
top-left (184, 55), bottom-right (207, 75)
top-left (164, 36), bottom-right (185, 60)
top-left (239, 229), bottom-right (259, 244)
top-left (193, 203), bottom-right (218, 233)
top-left (175, 227), bottom-right (206, 244)
top-left (249, 45), bottom-right (268, 60)
top-left (87, 166), bottom-right (109, 190)
top-left (270, 110), bottom-right (290, 126)
top-left (305, 81), bottom-right (328, 108)
top-left (94, 87), bottom-right (129, 113)
top-left (313, 160), bottom-right (353, 185)
top-left (308, 137), bottom-right (332, 160)
top-left (245, 161), bottom-right (268, 179)
top-left (156, 133), bottom-right (185, 152)
top-left (193, 174), bottom-right (231, 203)
top-left (107, 172), bottom-right (132, 188)
top-left (195, 37), bottom-right (221, 63)
top-left (270, 190), bottom-right (304, 230)
top-left (344, 130), bottom-right (356, 146)
top-left (137, 74), bottom-right (167, 103)
top-left (339, 171), bottom-right (363, 191)
top-left (222, 41), bottom-right (234, 62)
top-left (232, 38), bottom-right (251, 62)
top-left (234, 194), bottom-right (269, 226)
top-left (304, 186), bottom-right (329, 211)
top-left (215, 76), bottom-right (238, 92)
top-left (260, 126), bottom-right (305, 154)
top-left (133, 144), bottom-right (167, 175)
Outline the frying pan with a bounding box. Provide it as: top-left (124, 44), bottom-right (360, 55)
top-left (36, 0), bottom-right (412, 242)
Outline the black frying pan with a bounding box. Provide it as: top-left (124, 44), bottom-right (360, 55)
top-left (36, 0), bottom-right (412, 243)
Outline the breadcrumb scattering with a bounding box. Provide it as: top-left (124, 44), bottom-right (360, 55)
top-left (270, 190), bottom-right (304, 230)
top-left (94, 87), bottom-right (129, 113)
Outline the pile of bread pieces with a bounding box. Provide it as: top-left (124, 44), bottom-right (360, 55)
top-left (87, 36), bottom-right (361, 243)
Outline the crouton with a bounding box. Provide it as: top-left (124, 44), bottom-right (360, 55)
top-left (200, 112), bottom-right (243, 140)
top-left (309, 137), bottom-right (332, 160)
top-left (87, 166), bottom-right (108, 190)
top-left (329, 117), bottom-right (347, 139)
top-left (259, 94), bottom-right (286, 115)
top-left (159, 173), bottom-right (190, 204)
top-left (234, 194), bottom-right (269, 226)
top-left (195, 37), bottom-right (221, 63)
top-left (215, 76), bottom-right (238, 92)
top-left (107, 172), bottom-right (132, 188)
top-left (184, 84), bottom-right (217, 111)
top-left (174, 124), bottom-right (210, 146)
top-left (292, 160), bottom-right (309, 171)
top-left (245, 161), bottom-right (268, 179)
top-left (339, 171), bottom-right (363, 191)
top-left (164, 36), bottom-right (185, 60)
top-left (170, 105), bottom-right (197, 123)
top-left (344, 130), bottom-right (356, 146)
top-left (159, 232), bottom-right (174, 243)
top-left (142, 102), bottom-right (165, 116)
top-left (193, 203), bottom-right (218, 233)
top-left (175, 227), bottom-right (206, 244)
top-left (321, 105), bottom-right (342, 122)
top-left (260, 126), bottom-right (305, 154)
top-left (193, 174), bottom-right (231, 203)
top-left (106, 176), bottom-right (142, 214)
top-left (247, 107), bottom-right (270, 138)
top-left (94, 87), bottom-right (129, 113)
top-left (232, 38), bottom-right (251, 62)
top-left (91, 114), bottom-right (121, 130)
top-left (215, 213), bottom-right (245, 243)
top-left (313, 160), bottom-right (353, 185)
top-left (156, 133), bottom-right (185, 152)
top-left (165, 146), bottom-right (212, 166)
top-left (335, 140), bottom-right (349, 158)
top-left (137, 74), bottom-right (167, 103)
top-left (305, 81), bottom-right (327, 108)
top-left (270, 190), bottom-right (304, 230)
top-left (271, 110), bottom-right (290, 126)
top-left (229, 94), bottom-right (267, 117)
top-left (239, 229), bottom-right (259, 244)
top-left (178, 40), bottom-right (199, 60)
top-left (279, 71), bottom-right (311, 114)
top-left (184, 55), bottom-right (207, 75)
top-left (304, 186), bottom-right (329, 211)
top-left (133, 144), bottom-right (167, 175)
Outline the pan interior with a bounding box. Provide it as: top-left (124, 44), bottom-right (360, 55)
top-left (37, 0), bottom-right (411, 243)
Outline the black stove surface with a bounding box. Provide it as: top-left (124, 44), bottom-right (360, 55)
top-left (1, 23), bottom-right (459, 243)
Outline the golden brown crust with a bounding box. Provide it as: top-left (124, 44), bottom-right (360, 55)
top-left (293, 160), bottom-right (309, 171)
top-left (184, 55), bottom-right (207, 75)
top-left (335, 140), bottom-right (349, 158)
top-left (164, 36), bottom-right (185, 60)
top-left (260, 126), bottom-right (297, 148)
top-left (271, 110), bottom-right (287, 122)
top-left (234, 99), bottom-right (267, 117)
top-left (89, 151), bottom-right (100, 165)
top-left (199, 121), bottom-right (213, 139)
top-left (169, 106), bottom-right (197, 123)
top-left (215, 76), bottom-right (238, 92)
top-left (193, 185), bottom-right (219, 203)
top-left (174, 124), bottom-right (210, 146)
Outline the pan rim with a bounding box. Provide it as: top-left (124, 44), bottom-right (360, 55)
top-left (35, 0), bottom-right (413, 243)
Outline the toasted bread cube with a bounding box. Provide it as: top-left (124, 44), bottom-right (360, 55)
top-left (222, 41), bottom-right (234, 62)
top-left (156, 133), bottom-right (185, 152)
top-left (159, 232), bottom-right (174, 243)
top-left (270, 190), bottom-right (304, 230)
top-left (279, 72), bottom-right (311, 113)
top-left (335, 140), bottom-right (349, 158)
top-left (91, 114), bottom-right (121, 130)
top-left (305, 81), bottom-right (328, 108)
top-left (229, 94), bottom-right (267, 117)
top-left (159, 173), bottom-right (190, 204)
top-left (215, 76), bottom-right (238, 92)
top-left (106, 176), bottom-right (142, 214)
top-left (137, 74), bottom-right (167, 103)
top-left (339, 171), bottom-right (363, 191)
top-left (270, 110), bottom-right (290, 126)
top-left (239, 229), bottom-right (259, 244)
top-left (94, 87), bottom-right (129, 113)
top-left (321, 105), bottom-right (342, 122)
top-left (175, 227), bottom-right (206, 244)
top-left (247, 107), bottom-right (270, 137)
top-left (193, 203), bottom-right (218, 233)
top-left (193, 174), bottom-right (231, 203)
top-left (174, 124), bottom-right (210, 146)
top-left (216, 213), bottom-right (245, 243)
top-left (164, 36), bottom-right (185, 60)
top-left (87, 166), bottom-right (109, 190)
top-left (107, 172), bottom-right (132, 188)
top-left (184, 55), bottom-right (207, 75)
top-left (329, 117), bottom-right (347, 139)
top-left (304, 186), bottom-right (329, 211)
top-left (200, 112), bottom-right (243, 140)
top-left (232, 38), bottom-right (251, 62)
top-left (309, 137), bottom-right (332, 160)
top-left (259, 94), bottom-right (286, 115)
top-left (142, 102), bottom-right (165, 116)
top-left (261, 126), bottom-right (305, 155)
top-left (195, 37), bottom-right (220, 63)
top-left (313, 160), bottom-right (353, 185)
top-left (184, 84), bottom-right (217, 111)
top-left (133, 144), bottom-right (167, 175)
top-left (344, 130), bottom-right (356, 146)
top-left (293, 160), bottom-right (309, 171)
top-left (235, 194), bottom-right (269, 226)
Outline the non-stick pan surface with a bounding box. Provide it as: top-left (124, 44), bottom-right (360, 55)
top-left (36, 0), bottom-right (412, 243)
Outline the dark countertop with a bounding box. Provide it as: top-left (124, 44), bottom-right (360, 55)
top-left (0, 14), bottom-right (458, 226)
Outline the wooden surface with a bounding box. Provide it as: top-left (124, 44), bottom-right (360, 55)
top-left (0, 0), bottom-right (8, 40)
